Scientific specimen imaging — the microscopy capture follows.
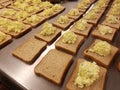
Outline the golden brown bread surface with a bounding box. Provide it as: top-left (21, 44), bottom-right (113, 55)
top-left (83, 39), bottom-right (119, 68)
top-left (55, 35), bottom-right (84, 55)
top-left (12, 38), bottom-right (47, 64)
top-left (91, 25), bottom-right (117, 42)
top-left (0, 34), bottom-right (12, 49)
top-left (66, 58), bottom-right (107, 90)
top-left (35, 27), bottom-right (61, 45)
top-left (34, 49), bottom-right (73, 85)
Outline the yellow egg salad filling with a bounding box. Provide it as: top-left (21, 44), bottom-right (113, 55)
top-left (17, 3), bottom-right (29, 10)
top-left (0, 31), bottom-right (6, 43)
top-left (57, 15), bottom-right (69, 24)
top-left (26, 6), bottom-right (40, 13)
top-left (2, 9), bottom-right (16, 16)
top-left (96, 0), bottom-right (107, 8)
top-left (7, 21), bottom-right (24, 33)
top-left (26, 15), bottom-right (41, 23)
top-left (75, 19), bottom-right (87, 31)
top-left (62, 31), bottom-right (77, 44)
top-left (15, 11), bottom-right (29, 20)
top-left (92, 5), bottom-right (101, 13)
top-left (0, 18), bottom-right (11, 28)
top-left (98, 25), bottom-right (112, 35)
top-left (68, 8), bottom-right (79, 16)
top-left (52, 4), bottom-right (63, 11)
top-left (106, 15), bottom-right (119, 24)
top-left (82, 0), bottom-right (91, 5)
top-left (89, 40), bottom-right (111, 56)
top-left (40, 22), bottom-right (56, 36)
top-left (41, 8), bottom-right (53, 17)
top-left (75, 61), bottom-right (100, 88)
top-left (77, 3), bottom-right (86, 10)
top-left (84, 11), bottom-right (97, 20)
top-left (40, 1), bottom-right (53, 8)
top-left (24, 0), bottom-right (41, 4)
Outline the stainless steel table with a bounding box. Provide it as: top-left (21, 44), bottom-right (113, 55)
top-left (0, 0), bottom-right (120, 90)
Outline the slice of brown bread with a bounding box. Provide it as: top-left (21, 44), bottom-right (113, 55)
top-left (52, 18), bottom-right (74, 30)
top-left (23, 15), bottom-right (46, 27)
top-left (83, 12), bottom-right (102, 25)
top-left (83, 39), bottom-right (119, 68)
top-left (102, 18), bottom-right (120, 29)
top-left (55, 35), bottom-right (84, 55)
top-left (0, 34), bottom-right (12, 49)
top-left (66, 58), bottom-right (107, 90)
top-left (70, 23), bottom-right (93, 37)
top-left (66, 12), bottom-right (83, 21)
top-left (34, 49), bottom-right (73, 85)
top-left (34, 27), bottom-right (61, 45)
top-left (0, 24), bottom-right (32, 38)
top-left (91, 25), bottom-right (117, 42)
top-left (12, 38), bottom-right (47, 64)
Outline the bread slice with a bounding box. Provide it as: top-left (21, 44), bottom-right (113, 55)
top-left (101, 17), bottom-right (120, 29)
top-left (0, 34), bottom-right (12, 49)
top-left (91, 25), bottom-right (117, 42)
top-left (0, 23), bottom-right (32, 38)
top-left (70, 23), bottom-right (93, 37)
top-left (83, 11), bottom-right (103, 25)
top-left (83, 39), bottom-right (119, 68)
top-left (66, 58), bottom-right (107, 90)
top-left (66, 12), bottom-right (83, 21)
top-left (12, 38), bottom-right (47, 64)
top-left (35, 27), bottom-right (61, 45)
top-left (23, 15), bottom-right (46, 27)
top-left (0, 5), bottom-right (3, 9)
top-left (52, 19), bottom-right (74, 30)
top-left (55, 35), bottom-right (84, 55)
top-left (0, 8), bottom-right (18, 19)
top-left (34, 49), bottom-right (73, 85)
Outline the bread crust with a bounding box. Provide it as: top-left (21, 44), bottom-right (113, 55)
top-left (0, 34), bottom-right (12, 49)
top-left (66, 58), bottom-right (107, 90)
top-left (83, 39), bottom-right (119, 68)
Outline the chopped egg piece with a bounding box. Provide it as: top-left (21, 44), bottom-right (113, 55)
top-left (98, 25), bottom-right (113, 35)
top-left (89, 40), bottom-right (111, 56)
top-left (0, 31), bottom-right (6, 43)
top-left (68, 8), bottom-right (79, 16)
top-left (62, 31), bottom-right (77, 44)
top-left (75, 19), bottom-right (87, 31)
top-left (57, 15), bottom-right (69, 24)
top-left (41, 8), bottom-right (53, 17)
top-left (75, 61), bottom-right (100, 88)
top-left (40, 22), bottom-right (56, 36)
